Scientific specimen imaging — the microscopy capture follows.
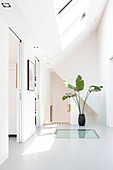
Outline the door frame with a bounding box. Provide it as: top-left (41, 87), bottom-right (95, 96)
top-left (9, 27), bottom-right (23, 143)
top-left (35, 57), bottom-right (40, 127)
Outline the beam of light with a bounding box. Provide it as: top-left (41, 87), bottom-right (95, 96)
top-left (22, 135), bottom-right (55, 155)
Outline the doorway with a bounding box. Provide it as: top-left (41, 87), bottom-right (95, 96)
top-left (8, 28), bottom-right (22, 143)
top-left (34, 57), bottom-right (40, 127)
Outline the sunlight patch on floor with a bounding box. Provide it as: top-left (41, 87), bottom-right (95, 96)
top-left (22, 135), bottom-right (55, 155)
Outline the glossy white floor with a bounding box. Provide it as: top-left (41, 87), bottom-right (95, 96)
top-left (1, 125), bottom-right (113, 170)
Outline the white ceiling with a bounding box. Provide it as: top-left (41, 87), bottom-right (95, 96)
top-left (0, 0), bottom-right (108, 70)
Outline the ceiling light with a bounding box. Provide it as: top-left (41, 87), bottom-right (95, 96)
top-left (46, 62), bottom-right (50, 65)
top-left (33, 46), bottom-right (38, 48)
top-left (1, 2), bottom-right (11, 8)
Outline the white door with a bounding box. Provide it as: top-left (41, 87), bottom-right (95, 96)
top-left (17, 42), bottom-right (22, 143)
top-left (9, 29), bottom-right (22, 143)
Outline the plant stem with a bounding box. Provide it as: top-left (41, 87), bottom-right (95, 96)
top-left (79, 92), bottom-right (81, 114)
top-left (82, 90), bottom-right (91, 114)
top-left (72, 97), bottom-right (78, 106)
top-left (75, 92), bottom-right (81, 114)
top-left (72, 96), bottom-right (81, 114)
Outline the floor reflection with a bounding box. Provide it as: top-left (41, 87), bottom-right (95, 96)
top-left (55, 129), bottom-right (100, 138)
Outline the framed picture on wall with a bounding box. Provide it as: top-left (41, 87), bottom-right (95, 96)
top-left (27, 60), bottom-right (35, 91)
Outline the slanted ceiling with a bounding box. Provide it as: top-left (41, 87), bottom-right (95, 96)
top-left (0, 0), bottom-right (107, 70)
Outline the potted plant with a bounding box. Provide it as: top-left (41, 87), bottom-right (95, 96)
top-left (62, 75), bottom-right (103, 126)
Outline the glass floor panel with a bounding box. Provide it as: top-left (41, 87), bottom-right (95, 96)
top-left (55, 129), bottom-right (100, 139)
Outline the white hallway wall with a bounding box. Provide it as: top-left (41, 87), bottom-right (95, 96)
top-left (21, 42), bottom-right (36, 142)
top-left (20, 41), bottom-right (52, 141)
top-left (56, 33), bottom-right (105, 124)
top-left (0, 15), bottom-right (9, 165)
top-left (51, 72), bottom-right (72, 123)
top-left (39, 62), bottom-right (52, 125)
top-left (0, 15), bottom-right (52, 165)
top-left (97, 0), bottom-right (113, 127)
top-left (17, 42), bottom-right (52, 141)
top-left (56, 33), bottom-right (99, 92)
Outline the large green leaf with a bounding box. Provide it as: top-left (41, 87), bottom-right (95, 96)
top-left (76, 75), bottom-right (84, 92)
top-left (62, 93), bottom-right (76, 100)
top-left (64, 80), bottom-right (76, 91)
top-left (89, 85), bottom-right (103, 92)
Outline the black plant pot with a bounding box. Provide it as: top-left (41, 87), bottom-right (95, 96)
top-left (78, 114), bottom-right (86, 126)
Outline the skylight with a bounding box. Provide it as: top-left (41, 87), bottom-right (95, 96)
top-left (54, 0), bottom-right (89, 50)
top-left (57, 0), bottom-right (79, 16)
top-left (60, 13), bottom-right (87, 49)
